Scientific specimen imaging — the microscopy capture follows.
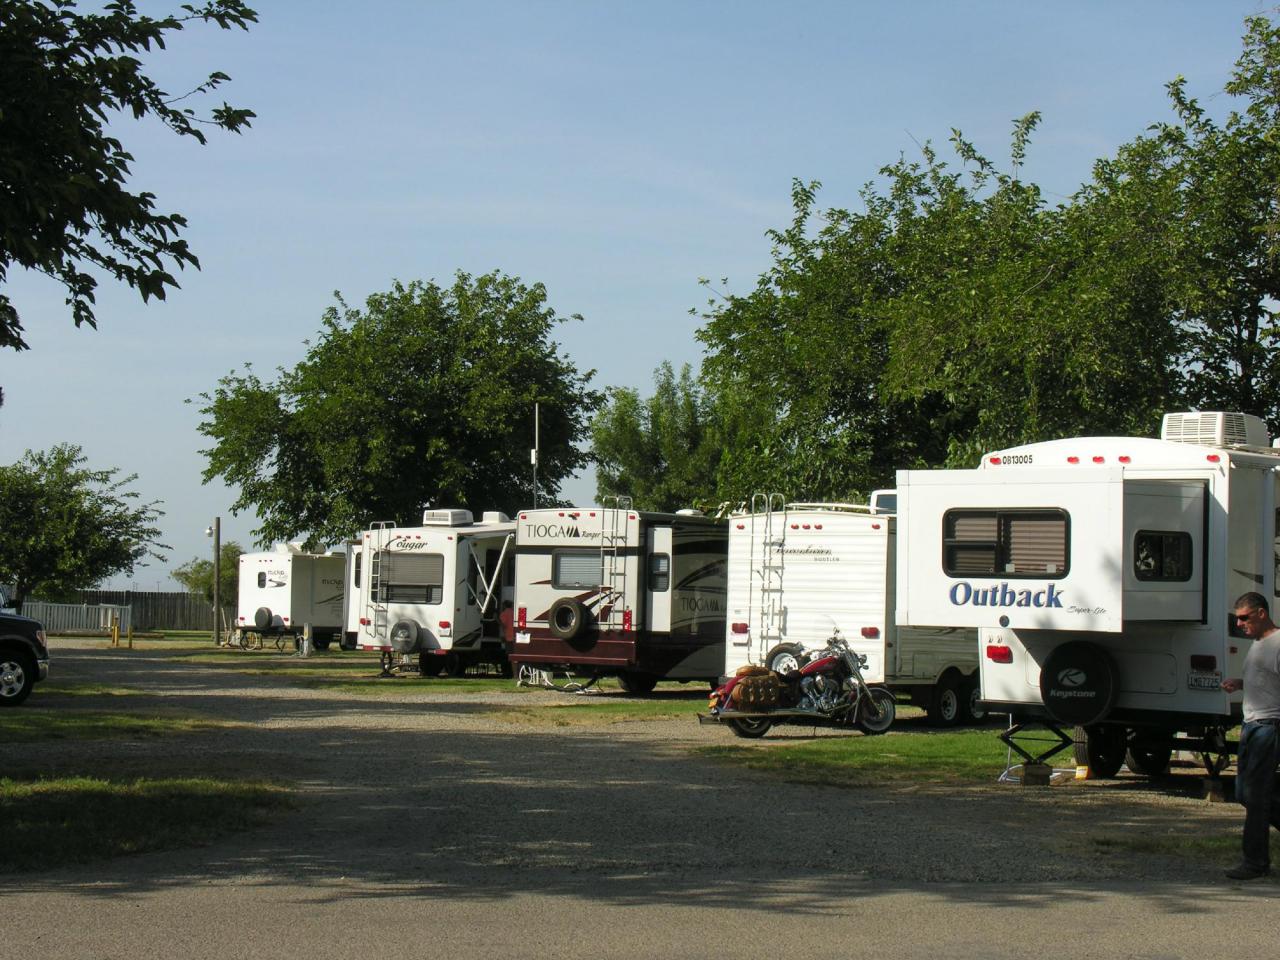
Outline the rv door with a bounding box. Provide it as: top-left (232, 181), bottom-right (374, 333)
top-left (646, 526), bottom-right (673, 633)
top-left (896, 467), bottom-right (1125, 632)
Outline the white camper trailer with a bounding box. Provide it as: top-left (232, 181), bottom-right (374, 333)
top-left (725, 497), bottom-right (981, 725)
top-left (896, 411), bottom-right (1278, 776)
top-left (353, 509), bottom-right (515, 675)
top-left (236, 545), bottom-right (347, 649)
top-left (339, 537), bottom-right (362, 651)
top-left (509, 501), bottom-right (727, 692)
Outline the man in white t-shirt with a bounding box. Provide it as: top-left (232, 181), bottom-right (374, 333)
top-left (1222, 592), bottom-right (1280, 880)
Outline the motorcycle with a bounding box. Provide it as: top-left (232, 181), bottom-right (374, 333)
top-left (700, 630), bottom-right (897, 739)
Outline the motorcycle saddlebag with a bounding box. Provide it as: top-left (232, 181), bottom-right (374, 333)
top-left (730, 673), bottom-right (780, 708)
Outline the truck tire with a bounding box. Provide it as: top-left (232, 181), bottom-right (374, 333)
top-left (0, 649), bottom-right (36, 707)
top-left (616, 671), bottom-right (658, 695)
top-left (960, 675), bottom-right (987, 724)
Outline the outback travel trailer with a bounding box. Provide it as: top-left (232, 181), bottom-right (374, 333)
top-left (236, 544), bottom-right (347, 649)
top-left (353, 509), bottom-right (515, 675)
top-left (725, 496), bottom-right (981, 725)
top-left (895, 411), bottom-right (1278, 776)
top-left (509, 501), bottom-right (728, 692)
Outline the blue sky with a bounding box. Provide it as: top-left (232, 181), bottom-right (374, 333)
top-left (0, 0), bottom-right (1268, 587)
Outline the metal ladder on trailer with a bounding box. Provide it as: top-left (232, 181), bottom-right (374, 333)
top-left (366, 521), bottom-right (396, 645)
top-left (600, 496), bottom-right (633, 628)
top-left (750, 493), bottom-right (786, 662)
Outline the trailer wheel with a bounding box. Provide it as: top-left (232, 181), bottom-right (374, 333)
top-left (548, 598), bottom-right (589, 640)
top-left (764, 643), bottom-right (806, 675)
top-left (616, 671), bottom-right (658, 695)
top-left (960, 676), bottom-right (987, 724)
top-left (419, 651), bottom-right (445, 677)
top-left (254, 607), bottom-right (274, 631)
top-left (1125, 737), bottom-right (1173, 778)
top-left (728, 717), bottom-right (772, 738)
top-left (313, 637), bottom-right (331, 652)
top-left (444, 651), bottom-right (466, 677)
top-left (928, 673), bottom-right (962, 727)
top-left (1073, 724), bottom-right (1126, 778)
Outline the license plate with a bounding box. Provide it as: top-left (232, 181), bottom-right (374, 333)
top-left (1188, 671), bottom-right (1222, 690)
top-left (515, 631), bottom-right (531, 645)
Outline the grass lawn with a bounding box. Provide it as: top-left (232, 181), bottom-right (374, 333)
top-left (0, 776), bottom-right (292, 872)
top-left (697, 727), bottom-right (1020, 787)
top-left (0, 708), bottom-right (240, 742)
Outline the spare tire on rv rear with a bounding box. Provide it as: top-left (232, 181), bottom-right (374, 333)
top-left (254, 607), bottom-right (274, 631)
top-left (1038, 641), bottom-right (1119, 727)
top-left (389, 619), bottom-right (421, 654)
top-left (548, 598), bottom-right (590, 641)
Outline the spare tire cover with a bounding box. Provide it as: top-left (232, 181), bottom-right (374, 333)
top-left (389, 619), bottom-right (421, 654)
top-left (254, 607), bottom-right (274, 631)
top-left (1039, 641), bottom-right (1118, 726)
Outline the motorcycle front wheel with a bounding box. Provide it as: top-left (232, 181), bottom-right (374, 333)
top-left (728, 717), bottom-right (773, 739)
top-left (857, 688), bottom-right (896, 735)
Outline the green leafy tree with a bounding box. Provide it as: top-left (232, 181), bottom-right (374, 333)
top-left (171, 540), bottom-right (242, 605)
top-left (195, 271), bottom-right (602, 546)
top-left (0, 0), bottom-right (257, 352)
top-left (0, 443), bottom-right (168, 611)
top-left (591, 361), bottom-right (720, 512)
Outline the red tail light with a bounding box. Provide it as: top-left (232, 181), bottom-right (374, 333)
top-left (360, 617), bottom-right (370, 626)
top-left (986, 644), bottom-right (1013, 663)
top-left (861, 627), bottom-right (880, 638)
top-left (438, 620), bottom-right (451, 629)
top-left (731, 622), bottom-right (749, 634)
top-left (517, 606), bottom-right (527, 629)
top-left (623, 609), bottom-right (633, 632)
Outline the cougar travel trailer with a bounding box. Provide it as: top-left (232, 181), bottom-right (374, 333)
top-left (508, 502), bottom-right (728, 692)
top-left (724, 497), bottom-right (980, 725)
top-left (236, 545), bottom-right (346, 649)
top-left (895, 411), bottom-right (1278, 775)
top-left (353, 510), bottom-right (515, 674)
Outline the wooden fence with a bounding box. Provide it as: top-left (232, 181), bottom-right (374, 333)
top-left (76, 590), bottom-right (233, 632)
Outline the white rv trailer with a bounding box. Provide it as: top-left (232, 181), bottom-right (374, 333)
top-left (339, 537), bottom-right (362, 651)
top-left (896, 411), bottom-right (1278, 775)
top-left (509, 502), bottom-right (727, 692)
top-left (725, 497), bottom-right (981, 725)
top-left (236, 544), bottom-right (347, 649)
top-left (353, 509), bottom-right (515, 675)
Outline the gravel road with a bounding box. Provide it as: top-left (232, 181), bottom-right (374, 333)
top-left (2, 639), bottom-right (1276, 960)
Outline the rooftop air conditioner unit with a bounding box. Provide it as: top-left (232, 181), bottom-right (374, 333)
top-left (1160, 411), bottom-right (1270, 447)
top-left (421, 509), bottom-right (474, 527)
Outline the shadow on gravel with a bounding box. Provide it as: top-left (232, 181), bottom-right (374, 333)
top-left (1, 642), bottom-right (1262, 914)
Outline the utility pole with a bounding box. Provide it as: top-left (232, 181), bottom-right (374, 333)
top-left (208, 517), bottom-right (221, 646)
top-left (531, 402), bottom-right (540, 508)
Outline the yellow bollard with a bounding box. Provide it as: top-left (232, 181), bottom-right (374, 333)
top-left (111, 614), bottom-right (120, 647)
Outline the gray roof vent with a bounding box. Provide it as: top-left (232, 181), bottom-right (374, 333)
top-left (1160, 411), bottom-right (1270, 447)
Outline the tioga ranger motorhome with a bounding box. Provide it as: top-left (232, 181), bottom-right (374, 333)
top-left (895, 411), bottom-right (1276, 776)
top-left (723, 496), bottom-right (980, 726)
top-left (508, 501), bottom-right (727, 692)
top-left (353, 509), bottom-right (514, 675)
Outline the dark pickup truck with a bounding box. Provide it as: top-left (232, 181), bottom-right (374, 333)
top-left (0, 598), bottom-right (50, 706)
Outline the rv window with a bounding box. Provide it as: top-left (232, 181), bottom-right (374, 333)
top-left (1134, 531), bottom-right (1193, 582)
top-left (553, 551), bottom-right (602, 589)
top-left (649, 554), bottom-right (670, 592)
top-left (466, 548), bottom-right (478, 606)
top-left (353, 553), bottom-right (362, 588)
top-left (376, 552), bottom-right (445, 605)
top-left (257, 572), bottom-right (266, 588)
top-left (943, 509), bottom-right (1068, 578)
